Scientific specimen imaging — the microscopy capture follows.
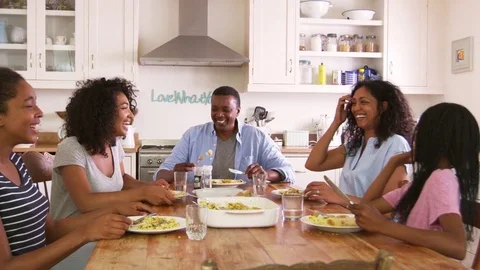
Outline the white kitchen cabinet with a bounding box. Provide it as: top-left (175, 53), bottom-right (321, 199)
top-left (123, 152), bottom-right (137, 178)
top-left (386, 0), bottom-right (428, 88)
top-left (285, 154), bottom-right (340, 189)
top-left (248, 0), bottom-right (296, 85)
top-left (87, 0), bottom-right (137, 81)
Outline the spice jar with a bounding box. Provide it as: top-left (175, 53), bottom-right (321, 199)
top-left (326, 33), bottom-right (337, 52)
top-left (299, 60), bottom-right (313, 84)
top-left (311, 34), bottom-right (323, 52)
top-left (352, 34), bottom-right (364, 52)
top-left (299, 33), bottom-right (306, 51)
top-left (365, 35), bottom-right (379, 52)
top-left (338, 35), bottom-right (352, 52)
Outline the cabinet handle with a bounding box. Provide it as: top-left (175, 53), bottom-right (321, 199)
top-left (289, 59), bottom-right (292, 73)
top-left (91, 54), bottom-right (95, 70)
top-left (295, 170), bottom-right (307, 174)
top-left (38, 53), bottom-right (42, 69)
top-left (389, 61), bottom-right (393, 75)
top-left (29, 53), bottom-right (32, 68)
top-left (147, 171), bottom-right (156, 174)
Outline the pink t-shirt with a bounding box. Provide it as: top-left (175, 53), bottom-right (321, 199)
top-left (383, 169), bottom-right (461, 231)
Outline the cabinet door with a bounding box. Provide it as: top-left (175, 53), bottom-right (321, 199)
top-left (36, 0), bottom-right (85, 80)
top-left (250, 0), bottom-right (295, 84)
top-left (387, 0), bottom-right (427, 87)
top-left (87, 0), bottom-right (135, 80)
top-left (123, 153), bottom-right (137, 179)
top-left (0, 0), bottom-right (36, 79)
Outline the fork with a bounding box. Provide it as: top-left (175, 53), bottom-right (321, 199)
top-left (132, 213), bottom-right (157, 225)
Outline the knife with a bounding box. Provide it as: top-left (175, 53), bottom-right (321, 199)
top-left (132, 213), bottom-right (157, 225)
top-left (323, 175), bottom-right (353, 207)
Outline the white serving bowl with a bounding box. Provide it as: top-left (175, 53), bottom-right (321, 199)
top-left (342, 9), bottom-right (376, 20)
top-left (300, 0), bottom-right (332, 18)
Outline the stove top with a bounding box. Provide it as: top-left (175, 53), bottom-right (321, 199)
top-left (139, 139), bottom-right (179, 154)
top-left (141, 145), bottom-right (176, 150)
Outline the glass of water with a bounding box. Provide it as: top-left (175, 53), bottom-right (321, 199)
top-left (282, 193), bottom-right (304, 220)
top-left (252, 173), bottom-right (267, 197)
top-left (186, 204), bottom-right (208, 240)
top-left (174, 171), bottom-right (187, 193)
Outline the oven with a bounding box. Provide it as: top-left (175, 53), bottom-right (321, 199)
top-left (137, 140), bottom-right (178, 182)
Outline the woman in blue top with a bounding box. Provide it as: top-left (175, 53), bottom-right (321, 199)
top-left (305, 80), bottom-right (415, 206)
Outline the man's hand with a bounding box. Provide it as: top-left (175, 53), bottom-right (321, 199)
top-left (173, 163), bottom-right (196, 172)
top-left (245, 163), bottom-right (266, 179)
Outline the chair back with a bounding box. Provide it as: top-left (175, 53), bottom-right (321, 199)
top-left (21, 151), bottom-right (54, 201)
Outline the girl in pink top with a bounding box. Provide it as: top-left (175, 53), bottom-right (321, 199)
top-left (350, 103), bottom-right (479, 260)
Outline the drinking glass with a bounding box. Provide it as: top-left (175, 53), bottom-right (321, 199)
top-left (174, 171), bottom-right (187, 193)
top-left (282, 193), bottom-right (304, 220)
top-left (252, 173), bottom-right (267, 197)
top-left (186, 204), bottom-right (208, 240)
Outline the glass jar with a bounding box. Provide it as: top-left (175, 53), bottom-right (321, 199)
top-left (299, 33), bottom-right (306, 51)
top-left (352, 34), bottom-right (364, 52)
top-left (299, 60), bottom-right (313, 84)
top-left (338, 34), bottom-right (352, 52)
top-left (326, 33), bottom-right (337, 52)
top-left (365, 35), bottom-right (379, 52)
top-left (310, 34), bottom-right (322, 52)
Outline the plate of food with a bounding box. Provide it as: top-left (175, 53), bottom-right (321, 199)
top-left (271, 188), bottom-right (304, 196)
top-left (171, 190), bottom-right (187, 199)
top-left (300, 213), bottom-right (362, 234)
top-left (128, 216), bottom-right (186, 234)
top-left (211, 179), bottom-right (245, 187)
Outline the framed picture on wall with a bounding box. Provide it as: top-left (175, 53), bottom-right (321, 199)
top-left (451, 36), bottom-right (474, 74)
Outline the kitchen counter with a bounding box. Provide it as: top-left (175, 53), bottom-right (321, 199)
top-left (13, 144), bottom-right (141, 153)
top-left (280, 146), bottom-right (312, 154)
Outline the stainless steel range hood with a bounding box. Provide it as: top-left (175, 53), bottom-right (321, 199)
top-left (140, 0), bottom-right (249, 67)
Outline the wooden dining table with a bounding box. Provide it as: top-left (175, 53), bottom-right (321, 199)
top-left (85, 183), bottom-right (465, 270)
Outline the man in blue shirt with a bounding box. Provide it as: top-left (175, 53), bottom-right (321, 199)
top-left (154, 86), bottom-right (294, 183)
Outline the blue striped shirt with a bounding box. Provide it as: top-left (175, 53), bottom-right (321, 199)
top-left (0, 153), bottom-right (49, 256)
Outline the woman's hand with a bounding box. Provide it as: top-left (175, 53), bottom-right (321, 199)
top-left (83, 214), bottom-right (131, 242)
top-left (141, 185), bottom-right (175, 205)
top-left (304, 181), bottom-right (344, 205)
top-left (114, 202), bottom-right (154, 216)
top-left (333, 95), bottom-right (352, 126)
top-left (152, 179), bottom-right (170, 189)
top-left (349, 204), bottom-right (388, 233)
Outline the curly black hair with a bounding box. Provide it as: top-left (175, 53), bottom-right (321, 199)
top-left (394, 103), bottom-right (479, 241)
top-left (65, 77), bottom-right (137, 156)
top-left (344, 80), bottom-right (415, 156)
top-left (0, 67), bottom-right (25, 114)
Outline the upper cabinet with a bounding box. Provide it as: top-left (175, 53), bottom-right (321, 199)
top-left (0, 0), bottom-right (138, 89)
top-left (386, 0), bottom-right (427, 87)
top-left (249, 0), bottom-right (295, 85)
top-left (87, 0), bottom-right (136, 81)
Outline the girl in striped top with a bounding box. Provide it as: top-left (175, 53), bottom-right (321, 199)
top-left (0, 68), bottom-right (153, 269)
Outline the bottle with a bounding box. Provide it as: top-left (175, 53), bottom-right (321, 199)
top-left (202, 165), bottom-right (213, 189)
top-left (193, 167), bottom-right (202, 189)
top-left (318, 63), bottom-right (326, 85)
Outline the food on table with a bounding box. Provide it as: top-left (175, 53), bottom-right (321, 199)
top-left (307, 214), bottom-right (358, 227)
top-left (131, 216), bottom-right (180, 230)
top-left (171, 191), bottom-right (185, 198)
top-left (200, 201), bottom-right (260, 210)
top-left (279, 188), bottom-right (302, 195)
top-left (236, 190), bottom-right (253, 197)
top-left (197, 149), bottom-right (213, 162)
top-left (212, 179), bottom-right (243, 184)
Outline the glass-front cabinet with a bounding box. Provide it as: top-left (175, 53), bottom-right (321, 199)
top-left (0, 0), bottom-right (84, 81)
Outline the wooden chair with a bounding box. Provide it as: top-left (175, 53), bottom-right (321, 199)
top-left (21, 151), bottom-right (54, 201)
top-left (462, 199), bottom-right (480, 269)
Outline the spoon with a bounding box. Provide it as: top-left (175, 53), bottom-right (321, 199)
top-left (229, 168), bottom-right (245, 175)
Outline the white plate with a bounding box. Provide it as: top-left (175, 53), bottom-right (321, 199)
top-left (271, 188), bottom-right (304, 196)
top-left (300, 214), bottom-right (362, 234)
top-left (127, 216), bottom-right (186, 234)
top-left (211, 179), bottom-right (246, 187)
top-left (192, 188), bottom-right (243, 198)
top-left (171, 190), bottom-right (187, 199)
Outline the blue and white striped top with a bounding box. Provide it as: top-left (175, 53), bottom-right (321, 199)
top-left (0, 153), bottom-right (49, 256)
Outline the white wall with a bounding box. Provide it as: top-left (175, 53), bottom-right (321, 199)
top-left (36, 0), bottom-right (433, 139)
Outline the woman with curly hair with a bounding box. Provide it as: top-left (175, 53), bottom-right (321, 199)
top-left (305, 80), bottom-right (415, 206)
top-left (351, 103), bottom-right (478, 260)
top-left (50, 77), bottom-right (174, 220)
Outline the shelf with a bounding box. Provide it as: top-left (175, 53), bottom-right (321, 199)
top-left (0, 43), bottom-right (27, 50)
top-left (45, 10), bottom-right (75, 17)
top-left (299, 18), bottom-right (383, 26)
top-left (248, 84), bottom-right (353, 94)
top-left (45, 45), bottom-right (75, 51)
top-left (299, 51), bottom-right (382, 59)
top-left (0, 8), bottom-right (27, 15)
